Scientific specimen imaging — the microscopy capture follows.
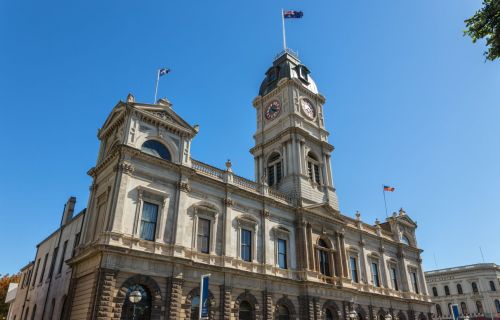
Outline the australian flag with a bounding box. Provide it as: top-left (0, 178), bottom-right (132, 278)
top-left (284, 10), bottom-right (303, 18)
top-left (159, 68), bottom-right (170, 76)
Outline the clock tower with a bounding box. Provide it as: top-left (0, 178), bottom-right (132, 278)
top-left (251, 50), bottom-right (339, 210)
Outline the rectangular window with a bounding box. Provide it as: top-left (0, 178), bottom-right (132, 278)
top-left (267, 166), bottom-right (275, 186)
top-left (241, 229), bottom-right (252, 262)
top-left (48, 247), bottom-right (59, 278)
top-left (307, 162), bottom-right (313, 180)
top-left (197, 218), bottom-right (211, 254)
top-left (58, 240), bottom-right (68, 274)
top-left (278, 239), bottom-right (287, 269)
top-left (350, 257), bottom-right (359, 283)
top-left (140, 202), bottom-right (158, 241)
top-left (391, 267), bottom-right (399, 291)
top-left (39, 253), bottom-right (48, 283)
top-left (314, 164), bottom-right (320, 184)
top-left (371, 262), bottom-right (380, 287)
top-left (412, 271), bottom-right (419, 294)
top-left (276, 162), bottom-right (282, 183)
top-left (72, 233), bottom-right (81, 257)
top-left (32, 259), bottom-right (40, 287)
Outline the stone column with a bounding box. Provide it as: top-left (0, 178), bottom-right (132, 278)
top-left (335, 232), bottom-right (345, 278)
top-left (313, 297), bottom-right (321, 320)
top-left (262, 291), bottom-right (273, 320)
top-left (298, 295), bottom-right (315, 320)
top-left (220, 285), bottom-right (231, 320)
top-left (339, 233), bottom-right (349, 277)
top-left (94, 268), bottom-right (117, 320)
top-left (307, 223), bottom-right (315, 271)
top-left (166, 277), bottom-right (184, 320)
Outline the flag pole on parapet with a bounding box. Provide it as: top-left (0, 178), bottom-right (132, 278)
top-left (154, 68), bottom-right (170, 104)
top-left (382, 185), bottom-right (395, 218)
top-left (282, 9), bottom-right (304, 50)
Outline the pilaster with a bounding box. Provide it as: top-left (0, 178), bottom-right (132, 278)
top-left (262, 290), bottom-right (273, 320)
top-left (166, 277), bottom-right (184, 320)
top-left (94, 268), bottom-right (118, 320)
top-left (220, 285), bottom-right (231, 320)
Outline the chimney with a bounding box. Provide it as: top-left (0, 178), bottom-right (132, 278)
top-left (61, 197), bottom-right (76, 226)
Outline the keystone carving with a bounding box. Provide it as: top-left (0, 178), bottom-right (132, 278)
top-left (177, 181), bottom-right (191, 193)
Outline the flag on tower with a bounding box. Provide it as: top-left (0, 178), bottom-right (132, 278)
top-left (383, 185), bottom-right (395, 192)
top-left (159, 68), bottom-right (170, 77)
top-left (283, 10), bottom-right (303, 18)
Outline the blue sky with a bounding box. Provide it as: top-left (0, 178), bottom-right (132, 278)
top-left (0, 1), bottom-right (499, 275)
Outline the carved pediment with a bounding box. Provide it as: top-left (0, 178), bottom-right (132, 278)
top-left (303, 202), bottom-right (344, 223)
top-left (134, 104), bottom-right (197, 137)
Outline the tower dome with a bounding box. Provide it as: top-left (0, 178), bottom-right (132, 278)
top-left (259, 49), bottom-right (318, 96)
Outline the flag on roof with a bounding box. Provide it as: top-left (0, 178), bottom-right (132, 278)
top-left (383, 185), bottom-right (395, 192)
top-left (159, 68), bottom-right (170, 76)
top-left (283, 10), bottom-right (303, 18)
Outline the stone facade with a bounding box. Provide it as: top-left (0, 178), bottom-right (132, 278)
top-left (425, 264), bottom-right (500, 320)
top-left (8, 51), bottom-right (432, 320)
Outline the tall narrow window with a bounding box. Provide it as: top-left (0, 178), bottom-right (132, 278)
top-left (411, 271), bottom-right (419, 294)
top-left (278, 239), bottom-right (287, 269)
top-left (39, 254), bottom-right (48, 283)
top-left (72, 232), bottom-right (81, 257)
top-left (390, 267), bottom-right (399, 291)
top-left (444, 285), bottom-right (450, 296)
top-left (307, 152), bottom-right (321, 184)
top-left (472, 282), bottom-right (479, 293)
top-left (317, 239), bottom-right (331, 276)
top-left (457, 284), bottom-right (463, 294)
top-left (48, 247), bottom-right (58, 278)
top-left (476, 301), bottom-right (483, 314)
top-left (267, 153), bottom-right (282, 187)
top-left (241, 229), bottom-right (252, 262)
top-left (495, 300), bottom-right (500, 313)
top-left (436, 304), bottom-right (442, 317)
top-left (350, 257), bottom-right (359, 283)
top-left (58, 240), bottom-right (68, 274)
top-left (140, 202), bottom-right (158, 241)
top-left (32, 259), bottom-right (40, 287)
top-left (490, 280), bottom-right (496, 291)
top-left (197, 218), bottom-right (211, 254)
top-left (371, 262), bottom-right (380, 287)
top-left (432, 287), bottom-right (438, 297)
top-left (460, 302), bottom-right (468, 315)
top-left (30, 305), bottom-right (37, 320)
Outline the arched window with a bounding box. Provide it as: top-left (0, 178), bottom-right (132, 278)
top-left (307, 152), bottom-right (321, 184)
top-left (141, 140), bottom-right (171, 160)
top-left (495, 300), bottom-right (500, 313)
top-left (476, 301), bottom-right (483, 314)
top-left (267, 152), bottom-right (282, 186)
top-left (472, 282), bottom-right (479, 293)
top-left (325, 308), bottom-right (335, 320)
top-left (436, 304), bottom-right (442, 317)
top-left (457, 284), bottom-right (463, 294)
top-left (278, 305), bottom-right (290, 320)
top-left (120, 284), bottom-right (151, 320)
top-left (448, 304), bottom-right (452, 315)
top-left (48, 298), bottom-right (55, 320)
top-left (23, 308), bottom-right (29, 320)
top-left (60, 295), bottom-right (67, 320)
top-left (432, 287), bottom-right (438, 297)
top-left (190, 296), bottom-right (200, 320)
top-left (239, 301), bottom-right (253, 320)
top-left (317, 239), bottom-right (331, 276)
top-left (460, 302), bottom-right (468, 315)
top-left (490, 280), bottom-right (496, 291)
top-left (444, 285), bottom-right (450, 296)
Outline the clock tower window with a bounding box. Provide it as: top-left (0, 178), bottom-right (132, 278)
top-left (267, 152), bottom-right (282, 187)
top-left (307, 152), bottom-right (321, 184)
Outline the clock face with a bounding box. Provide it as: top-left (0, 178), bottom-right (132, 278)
top-left (265, 100), bottom-right (281, 121)
top-left (301, 99), bottom-right (316, 119)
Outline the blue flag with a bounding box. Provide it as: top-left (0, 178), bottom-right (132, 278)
top-left (159, 68), bottom-right (170, 76)
top-left (284, 10), bottom-right (303, 18)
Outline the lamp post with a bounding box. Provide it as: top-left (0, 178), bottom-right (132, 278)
top-left (128, 290), bottom-right (142, 320)
top-left (386, 313), bottom-right (393, 320)
top-left (349, 309), bottom-right (358, 320)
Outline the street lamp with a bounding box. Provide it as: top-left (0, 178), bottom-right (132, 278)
top-left (128, 290), bottom-right (142, 320)
top-left (349, 310), bottom-right (358, 320)
top-left (385, 313), bottom-right (393, 320)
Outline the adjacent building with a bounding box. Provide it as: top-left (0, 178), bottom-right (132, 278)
top-left (8, 50), bottom-right (432, 320)
top-left (425, 264), bottom-right (500, 320)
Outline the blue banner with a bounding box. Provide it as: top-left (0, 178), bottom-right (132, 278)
top-left (451, 304), bottom-right (460, 320)
top-left (200, 274), bottom-right (210, 319)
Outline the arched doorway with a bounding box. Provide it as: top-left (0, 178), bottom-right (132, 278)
top-left (278, 305), bottom-right (290, 320)
top-left (239, 301), bottom-right (253, 320)
top-left (325, 308), bottom-right (335, 320)
top-left (120, 284), bottom-right (151, 320)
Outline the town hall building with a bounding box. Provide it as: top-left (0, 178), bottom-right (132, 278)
top-left (7, 50), bottom-right (432, 320)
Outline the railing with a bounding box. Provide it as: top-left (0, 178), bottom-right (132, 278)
top-left (275, 48), bottom-right (299, 60)
top-left (268, 187), bottom-right (292, 203)
top-left (191, 159), bottom-right (225, 180)
top-left (233, 174), bottom-right (259, 192)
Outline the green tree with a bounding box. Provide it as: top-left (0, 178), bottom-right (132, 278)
top-left (0, 273), bottom-right (21, 318)
top-left (464, 0), bottom-right (500, 61)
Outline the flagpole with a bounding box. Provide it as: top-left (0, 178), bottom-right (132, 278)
top-left (281, 9), bottom-right (287, 50)
top-left (383, 185), bottom-right (389, 218)
top-left (153, 69), bottom-right (160, 104)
